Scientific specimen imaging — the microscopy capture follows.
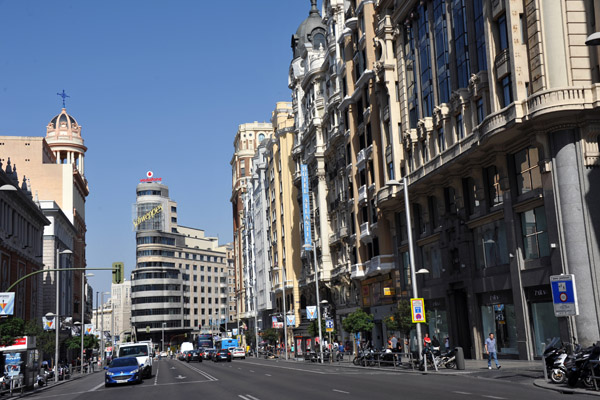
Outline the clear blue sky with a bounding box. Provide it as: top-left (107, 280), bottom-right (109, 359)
top-left (0, 1), bottom-right (319, 298)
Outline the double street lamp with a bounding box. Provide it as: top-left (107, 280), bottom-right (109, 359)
top-left (47, 248), bottom-right (73, 383)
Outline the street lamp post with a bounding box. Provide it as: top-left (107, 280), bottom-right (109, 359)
top-left (100, 291), bottom-right (110, 367)
top-left (54, 248), bottom-right (72, 383)
top-left (79, 273), bottom-right (94, 374)
top-left (162, 322), bottom-right (166, 353)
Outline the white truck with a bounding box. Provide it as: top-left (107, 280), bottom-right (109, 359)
top-left (117, 342), bottom-right (154, 379)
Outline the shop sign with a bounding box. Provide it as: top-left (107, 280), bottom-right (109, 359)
top-left (411, 298), bottom-right (426, 323)
top-left (550, 274), bottom-right (579, 317)
top-left (383, 287), bottom-right (395, 296)
top-left (0, 337), bottom-right (28, 352)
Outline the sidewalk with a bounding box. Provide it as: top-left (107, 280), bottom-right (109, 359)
top-left (9, 368), bottom-right (102, 399)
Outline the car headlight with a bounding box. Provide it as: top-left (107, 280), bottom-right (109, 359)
top-left (106, 372), bottom-right (114, 376)
top-left (131, 369), bottom-right (139, 374)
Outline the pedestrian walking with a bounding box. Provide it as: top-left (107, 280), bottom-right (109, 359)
top-left (444, 337), bottom-right (450, 352)
top-left (391, 335), bottom-right (398, 351)
top-left (485, 333), bottom-right (501, 369)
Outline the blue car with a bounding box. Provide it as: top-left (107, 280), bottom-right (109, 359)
top-left (104, 357), bottom-right (142, 387)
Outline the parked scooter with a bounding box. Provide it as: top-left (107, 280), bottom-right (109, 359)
top-left (566, 343), bottom-right (600, 388)
top-left (543, 338), bottom-right (568, 384)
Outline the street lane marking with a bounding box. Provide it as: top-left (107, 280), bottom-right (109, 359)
top-left (154, 362), bottom-right (159, 385)
top-left (239, 395), bottom-right (260, 400)
top-left (250, 370), bottom-right (255, 372)
top-left (265, 374), bottom-right (271, 376)
top-left (483, 396), bottom-right (506, 399)
top-left (89, 382), bottom-right (104, 392)
top-left (453, 391), bottom-right (472, 395)
top-left (180, 361), bottom-right (218, 381)
top-left (241, 361), bottom-right (327, 375)
top-left (333, 389), bottom-right (349, 394)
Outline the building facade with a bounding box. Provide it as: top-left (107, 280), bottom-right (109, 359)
top-left (111, 279), bottom-right (132, 343)
top-left (131, 179), bottom-right (229, 344)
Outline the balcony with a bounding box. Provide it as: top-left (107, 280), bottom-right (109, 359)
top-left (339, 226), bottom-right (349, 238)
top-left (350, 264), bottom-right (365, 279)
top-left (365, 255), bottom-right (395, 277)
top-left (359, 222), bottom-right (373, 243)
top-left (329, 231), bottom-right (341, 245)
top-left (356, 148), bottom-right (367, 170)
top-left (358, 185), bottom-right (367, 205)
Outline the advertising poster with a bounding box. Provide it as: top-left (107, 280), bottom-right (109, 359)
top-left (306, 306), bottom-right (317, 320)
top-left (0, 292), bottom-right (15, 316)
top-left (4, 352), bottom-right (21, 377)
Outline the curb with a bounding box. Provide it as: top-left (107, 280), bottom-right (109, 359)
top-left (533, 379), bottom-right (600, 396)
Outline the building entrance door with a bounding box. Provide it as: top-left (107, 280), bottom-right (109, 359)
top-left (451, 289), bottom-right (472, 358)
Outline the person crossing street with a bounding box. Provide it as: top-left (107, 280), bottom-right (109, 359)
top-left (485, 333), bottom-right (501, 370)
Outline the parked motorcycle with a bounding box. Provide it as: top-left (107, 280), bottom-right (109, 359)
top-left (436, 347), bottom-right (457, 369)
top-left (543, 338), bottom-right (568, 384)
top-left (566, 343), bottom-right (600, 388)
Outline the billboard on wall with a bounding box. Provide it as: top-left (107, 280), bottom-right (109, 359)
top-left (132, 201), bottom-right (167, 231)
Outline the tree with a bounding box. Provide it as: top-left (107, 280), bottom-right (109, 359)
top-left (0, 317), bottom-right (25, 347)
top-left (64, 334), bottom-right (99, 352)
top-left (24, 319), bottom-right (55, 357)
top-left (342, 309), bottom-right (374, 335)
top-left (261, 328), bottom-right (279, 345)
top-left (383, 299), bottom-right (414, 337)
top-left (245, 331), bottom-right (255, 347)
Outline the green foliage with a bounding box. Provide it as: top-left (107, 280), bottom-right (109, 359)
top-left (341, 309), bottom-right (374, 335)
top-left (0, 317), bottom-right (25, 347)
top-left (245, 331), bottom-right (255, 347)
top-left (384, 299), bottom-right (414, 335)
top-left (23, 319), bottom-right (55, 356)
top-left (65, 333), bottom-right (99, 351)
top-left (307, 319), bottom-right (337, 338)
top-left (261, 328), bottom-right (279, 344)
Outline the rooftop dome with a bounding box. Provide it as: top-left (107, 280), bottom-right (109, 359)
top-left (49, 108), bottom-right (79, 130)
top-left (291, 0), bottom-right (327, 59)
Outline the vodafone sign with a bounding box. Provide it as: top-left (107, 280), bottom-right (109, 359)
top-left (140, 171), bottom-right (162, 183)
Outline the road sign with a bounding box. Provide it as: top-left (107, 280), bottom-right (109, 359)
top-left (325, 319), bottom-right (334, 332)
top-left (550, 274), bottom-right (579, 317)
top-left (0, 292), bottom-right (15, 316)
top-left (411, 298), bottom-right (426, 323)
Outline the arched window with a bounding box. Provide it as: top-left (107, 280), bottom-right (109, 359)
top-left (312, 29), bottom-right (326, 50)
top-left (258, 133), bottom-right (265, 142)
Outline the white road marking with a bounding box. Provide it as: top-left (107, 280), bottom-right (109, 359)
top-left (175, 375), bottom-right (186, 379)
top-left (241, 361), bottom-right (327, 375)
top-left (452, 391), bottom-right (472, 395)
top-left (89, 382), bottom-right (104, 392)
top-left (483, 396), bottom-right (506, 399)
top-left (154, 363), bottom-right (159, 385)
top-left (179, 361), bottom-right (218, 381)
top-left (265, 374), bottom-right (271, 376)
top-left (238, 395), bottom-right (260, 400)
top-left (250, 370), bottom-right (255, 372)
top-left (333, 389), bottom-right (349, 394)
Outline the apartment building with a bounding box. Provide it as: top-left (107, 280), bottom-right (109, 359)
top-left (371, 0), bottom-right (600, 360)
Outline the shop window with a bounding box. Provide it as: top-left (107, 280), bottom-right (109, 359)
top-left (530, 302), bottom-right (560, 357)
top-left (473, 219), bottom-right (509, 269)
top-left (481, 303), bottom-right (518, 354)
top-left (520, 206), bottom-right (550, 259)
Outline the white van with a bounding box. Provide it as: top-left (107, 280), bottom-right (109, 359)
top-left (117, 342), bottom-right (154, 378)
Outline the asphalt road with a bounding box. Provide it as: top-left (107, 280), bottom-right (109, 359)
top-left (25, 357), bottom-right (572, 400)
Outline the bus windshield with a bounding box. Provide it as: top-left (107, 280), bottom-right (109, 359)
top-left (118, 345), bottom-right (148, 357)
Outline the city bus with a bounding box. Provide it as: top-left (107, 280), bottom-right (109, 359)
top-left (196, 334), bottom-right (214, 349)
top-left (215, 338), bottom-right (238, 351)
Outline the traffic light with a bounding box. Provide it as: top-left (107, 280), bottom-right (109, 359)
top-left (112, 262), bottom-right (124, 284)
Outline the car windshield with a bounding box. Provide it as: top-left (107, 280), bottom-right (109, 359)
top-left (119, 345), bottom-right (148, 357)
top-left (110, 357), bottom-right (139, 368)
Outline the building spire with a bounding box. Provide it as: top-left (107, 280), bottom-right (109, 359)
top-left (310, 0), bottom-right (318, 15)
top-left (57, 89), bottom-right (70, 108)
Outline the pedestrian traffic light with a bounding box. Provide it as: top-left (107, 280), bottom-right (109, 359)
top-left (112, 262), bottom-right (124, 284)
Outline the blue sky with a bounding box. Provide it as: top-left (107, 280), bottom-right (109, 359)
top-left (0, 1), bottom-right (318, 298)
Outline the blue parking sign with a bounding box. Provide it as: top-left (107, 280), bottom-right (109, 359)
top-left (550, 275), bottom-right (579, 317)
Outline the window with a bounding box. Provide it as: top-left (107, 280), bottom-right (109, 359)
top-left (463, 177), bottom-right (479, 216)
top-left (404, 25), bottom-right (419, 129)
top-left (421, 139), bottom-right (429, 163)
top-left (428, 196), bottom-right (440, 231)
top-left (476, 98), bottom-right (485, 124)
top-left (413, 203), bottom-right (425, 236)
top-left (421, 242), bottom-right (442, 278)
top-left (452, 0), bottom-right (470, 89)
top-left (497, 14), bottom-right (509, 51)
top-left (417, 4), bottom-right (433, 117)
top-left (501, 76), bottom-right (513, 108)
top-left (388, 162), bottom-right (395, 180)
top-left (444, 186), bottom-right (457, 214)
top-left (473, 0), bottom-right (487, 71)
top-left (456, 114), bottom-right (464, 140)
top-left (433, 0), bottom-right (451, 104)
top-left (485, 166), bottom-right (503, 207)
top-left (520, 206), bottom-right (550, 259)
top-left (514, 147), bottom-right (541, 195)
top-left (438, 127), bottom-right (446, 151)
top-left (241, 160), bottom-right (245, 176)
top-left (474, 220), bottom-right (509, 269)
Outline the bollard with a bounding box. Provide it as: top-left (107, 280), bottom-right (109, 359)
top-left (541, 343), bottom-right (548, 381)
top-left (455, 347), bottom-right (465, 370)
